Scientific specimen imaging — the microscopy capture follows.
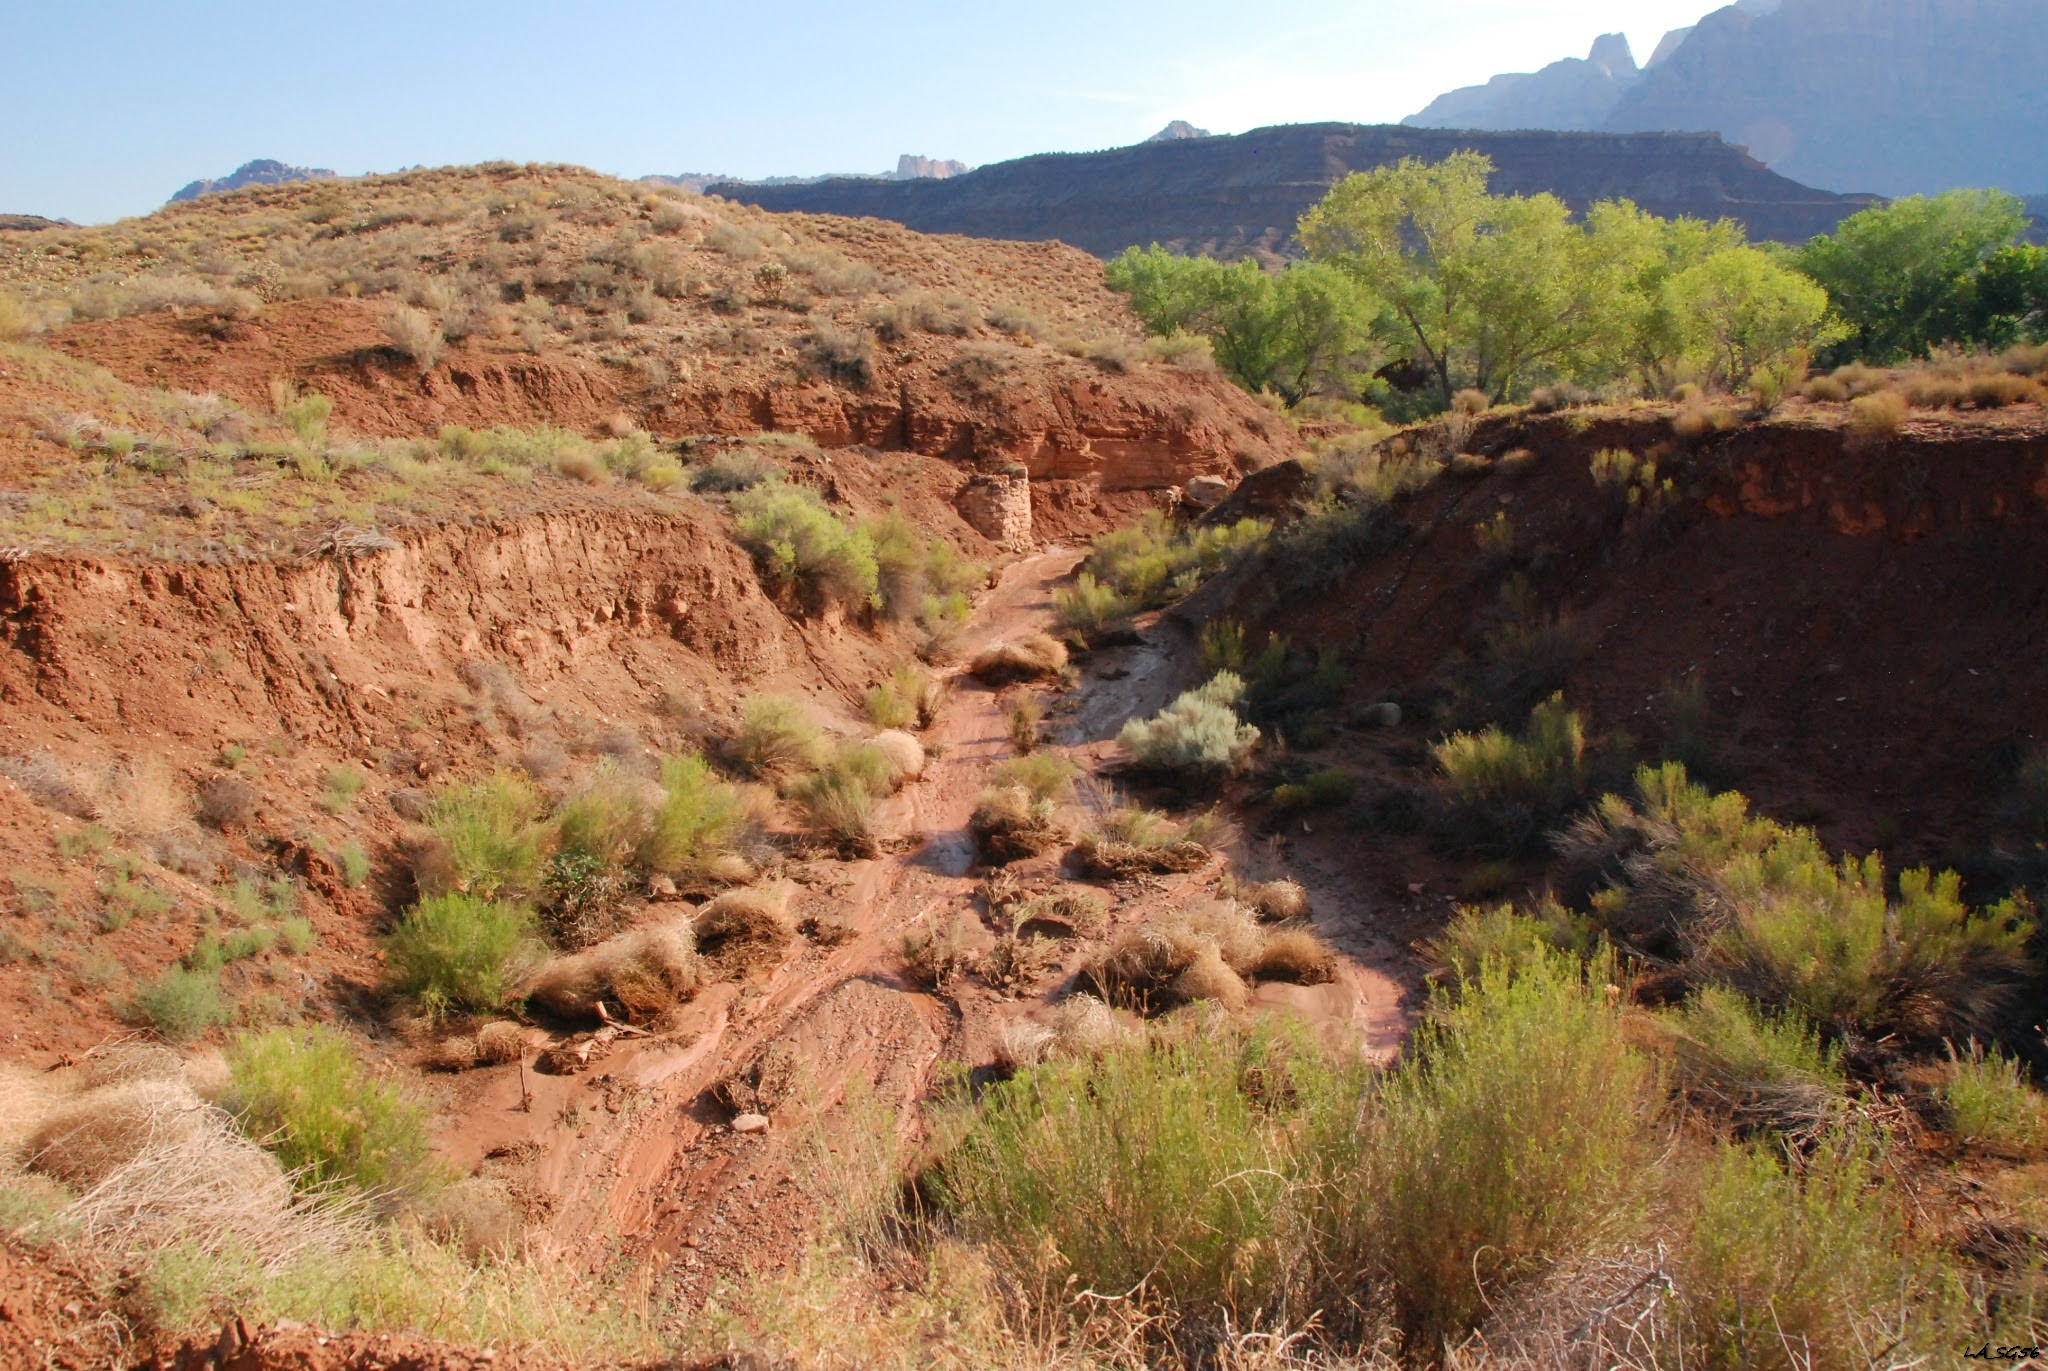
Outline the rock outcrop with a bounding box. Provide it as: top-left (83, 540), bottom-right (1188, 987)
top-left (894, 155), bottom-right (968, 180)
top-left (0, 215), bottom-right (68, 233)
top-left (1145, 121), bottom-right (1212, 142)
top-left (712, 123), bottom-right (1876, 258)
top-left (169, 159), bottom-right (338, 204)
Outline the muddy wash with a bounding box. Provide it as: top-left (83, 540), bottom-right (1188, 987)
top-left (417, 544), bottom-right (1414, 1301)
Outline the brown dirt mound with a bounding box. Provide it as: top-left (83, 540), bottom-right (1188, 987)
top-left (524, 921), bottom-right (699, 1024)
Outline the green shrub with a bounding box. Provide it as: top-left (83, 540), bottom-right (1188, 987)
top-left (337, 842), bottom-right (371, 888)
top-left (1081, 512), bottom-right (1268, 610)
top-left (1051, 572), bottom-right (1132, 639)
top-left (992, 753), bottom-right (1077, 804)
top-left (787, 762), bottom-right (878, 857)
top-left (732, 481), bottom-right (880, 613)
top-left (1941, 1043), bottom-right (2048, 1153)
top-left (936, 1017), bottom-right (1356, 1325)
top-left (731, 695), bottom-right (823, 777)
top-left (319, 766), bottom-right (366, 814)
top-left (1676, 1133), bottom-right (1971, 1368)
top-left (425, 772), bottom-right (550, 900)
top-left (1431, 693), bottom-right (1589, 856)
top-left (1661, 985), bottom-right (1845, 1132)
top-left (864, 663), bottom-right (936, 731)
top-left (860, 511), bottom-right (983, 622)
top-left (383, 893), bottom-right (543, 1018)
top-left (637, 752), bottom-right (745, 875)
top-left (279, 916), bottom-right (317, 955)
top-left (1118, 672), bottom-right (1260, 780)
top-left (1365, 946), bottom-right (1654, 1347)
top-left (227, 1024), bottom-right (437, 1195)
top-left (1271, 768), bottom-right (1357, 813)
top-left (130, 964), bottom-right (229, 1042)
top-left (1574, 763), bottom-right (2035, 1040)
top-left (797, 326), bottom-right (875, 388)
top-left (552, 761), bottom-right (648, 867)
top-left (1427, 901), bottom-right (1597, 982)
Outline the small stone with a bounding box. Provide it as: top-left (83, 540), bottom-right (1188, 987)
top-left (1360, 702), bottom-right (1402, 729)
top-left (62, 1302), bottom-right (80, 1318)
top-left (730, 1113), bottom-right (770, 1134)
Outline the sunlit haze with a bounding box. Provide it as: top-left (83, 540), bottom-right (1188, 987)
top-left (6, 0), bottom-right (1718, 224)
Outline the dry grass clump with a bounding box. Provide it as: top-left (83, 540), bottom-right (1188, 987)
top-left (1248, 928), bottom-right (1338, 984)
top-left (979, 933), bottom-right (1062, 994)
top-left (80, 1040), bottom-right (186, 1089)
top-left (1081, 901), bottom-right (1261, 1015)
top-left (692, 885), bottom-right (795, 978)
top-left (414, 1176), bottom-right (525, 1260)
top-left (870, 729), bottom-right (926, 784)
top-left (1074, 806), bottom-right (1211, 879)
top-left (382, 304), bottom-right (445, 370)
top-left (1010, 889), bottom-right (1107, 939)
top-left (1846, 389), bottom-right (1910, 445)
top-left (524, 919), bottom-right (699, 1022)
top-left (28, 1077), bottom-right (215, 1188)
top-left (902, 919), bottom-right (975, 989)
top-left (0, 1062), bottom-right (70, 1164)
top-left (1671, 398), bottom-right (1738, 438)
top-left (968, 634), bottom-right (1069, 685)
top-left (969, 784), bottom-right (1065, 865)
top-left (0, 750), bottom-right (100, 819)
top-left (1245, 879), bottom-right (1309, 922)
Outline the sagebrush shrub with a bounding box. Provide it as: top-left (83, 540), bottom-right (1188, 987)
top-left (1432, 693), bottom-right (1588, 855)
top-left (1940, 1043), bottom-right (2048, 1153)
top-left (1118, 672), bottom-right (1260, 779)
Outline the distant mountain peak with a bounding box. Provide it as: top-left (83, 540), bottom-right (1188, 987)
top-left (1145, 121), bottom-right (1212, 143)
top-left (170, 159), bottom-right (337, 204)
top-left (1587, 33), bottom-right (1638, 76)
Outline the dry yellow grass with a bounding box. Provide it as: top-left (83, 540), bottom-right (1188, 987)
top-left (969, 634), bottom-right (1070, 684)
top-left (870, 729), bottom-right (926, 784)
top-left (27, 1078), bottom-right (214, 1188)
top-left (524, 920), bottom-right (699, 1022)
top-left (692, 885), bottom-right (796, 978)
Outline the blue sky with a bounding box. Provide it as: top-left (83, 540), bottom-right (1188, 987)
top-left (3, 0), bottom-right (1716, 225)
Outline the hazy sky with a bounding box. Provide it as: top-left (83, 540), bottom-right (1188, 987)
top-left (3, 0), bottom-right (1719, 225)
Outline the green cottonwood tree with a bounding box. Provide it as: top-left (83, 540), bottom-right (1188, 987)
top-left (1664, 246), bottom-right (1837, 389)
top-left (1105, 247), bottom-right (1379, 404)
top-left (1795, 190), bottom-right (2041, 362)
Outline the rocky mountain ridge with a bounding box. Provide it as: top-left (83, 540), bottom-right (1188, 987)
top-left (1406, 0), bottom-right (2048, 198)
top-left (710, 122), bottom-right (1878, 259)
top-left (169, 158), bottom-right (337, 203)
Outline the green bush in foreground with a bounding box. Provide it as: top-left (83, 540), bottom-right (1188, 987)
top-left (732, 694), bottom-right (823, 777)
top-left (227, 1024), bottom-right (437, 1195)
top-left (1367, 947), bottom-right (1654, 1348)
top-left (1941, 1043), bottom-right (2048, 1153)
top-left (383, 893), bottom-right (543, 1019)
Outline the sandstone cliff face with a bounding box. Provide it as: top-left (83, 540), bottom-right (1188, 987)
top-left (714, 123), bottom-right (1876, 258)
top-left (1604, 0), bottom-right (2048, 197)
